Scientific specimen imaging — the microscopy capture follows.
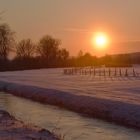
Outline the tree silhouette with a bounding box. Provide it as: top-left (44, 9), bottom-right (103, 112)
top-left (37, 35), bottom-right (61, 61)
top-left (58, 48), bottom-right (69, 61)
top-left (16, 39), bottom-right (35, 59)
top-left (0, 24), bottom-right (14, 60)
top-left (78, 50), bottom-right (83, 58)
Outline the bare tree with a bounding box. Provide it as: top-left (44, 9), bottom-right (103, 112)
top-left (16, 39), bottom-right (35, 58)
top-left (58, 48), bottom-right (69, 60)
top-left (78, 50), bottom-right (83, 58)
top-left (37, 35), bottom-right (61, 61)
top-left (0, 23), bottom-right (14, 60)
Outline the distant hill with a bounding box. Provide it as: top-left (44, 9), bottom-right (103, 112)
top-left (112, 52), bottom-right (140, 64)
top-left (99, 52), bottom-right (140, 67)
top-left (111, 52), bottom-right (140, 57)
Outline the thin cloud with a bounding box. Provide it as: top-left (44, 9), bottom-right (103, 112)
top-left (62, 28), bottom-right (92, 34)
top-left (114, 40), bottom-right (140, 45)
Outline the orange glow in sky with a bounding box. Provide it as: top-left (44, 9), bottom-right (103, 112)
top-left (1, 0), bottom-right (140, 56)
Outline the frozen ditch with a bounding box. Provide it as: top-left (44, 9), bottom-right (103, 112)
top-left (0, 92), bottom-right (140, 140)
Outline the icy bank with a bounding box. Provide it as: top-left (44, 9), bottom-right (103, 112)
top-left (0, 81), bottom-right (140, 130)
top-left (0, 110), bottom-right (59, 140)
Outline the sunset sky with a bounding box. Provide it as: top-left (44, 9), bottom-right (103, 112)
top-left (0, 0), bottom-right (140, 56)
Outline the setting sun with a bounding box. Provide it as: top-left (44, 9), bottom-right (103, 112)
top-left (92, 32), bottom-right (109, 49)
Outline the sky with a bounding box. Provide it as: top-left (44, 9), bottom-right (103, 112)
top-left (0, 0), bottom-right (140, 56)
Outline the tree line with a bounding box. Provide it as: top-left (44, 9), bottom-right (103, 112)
top-left (0, 23), bottom-right (140, 71)
top-left (0, 23), bottom-right (71, 71)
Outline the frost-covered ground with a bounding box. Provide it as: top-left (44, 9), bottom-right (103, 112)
top-left (0, 110), bottom-right (59, 140)
top-left (0, 66), bottom-right (140, 129)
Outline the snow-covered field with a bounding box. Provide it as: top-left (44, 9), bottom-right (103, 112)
top-left (0, 67), bottom-right (140, 105)
top-left (0, 66), bottom-right (140, 129)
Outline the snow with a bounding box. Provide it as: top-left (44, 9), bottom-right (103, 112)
top-left (0, 110), bottom-right (59, 140)
top-left (0, 67), bottom-right (140, 129)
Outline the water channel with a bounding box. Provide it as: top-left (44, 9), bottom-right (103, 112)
top-left (0, 92), bottom-right (140, 140)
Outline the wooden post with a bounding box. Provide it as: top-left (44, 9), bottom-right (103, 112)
top-left (89, 68), bottom-right (91, 75)
top-left (79, 68), bottom-right (81, 75)
top-left (109, 68), bottom-right (111, 77)
top-left (125, 69), bottom-right (128, 77)
top-left (114, 68), bottom-right (117, 76)
top-left (85, 69), bottom-right (87, 75)
top-left (103, 69), bottom-right (105, 76)
top-left (82, 69), bottom-right (83, 75)
top-left (63, 69), bottom-right (66, 74)
top-left (94, 68), bottom-right (96, 76)
top-left (119, 69), bottom-right (122, 77)
top-left (133, 69), bottom-right (136, 77)
top-left (70, 69), bottom-right (72, 75)
top-left (99, 69), bottom-right (101, 76)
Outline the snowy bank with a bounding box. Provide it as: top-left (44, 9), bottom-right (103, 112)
top-left (0, 110), bottom-right (59, 140)
top-left (0, 81), bottom-right (140, 130)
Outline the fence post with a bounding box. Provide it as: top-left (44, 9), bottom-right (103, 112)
top-left (99, 68), bottom-right (101, 76)
top-left (119, 69), bottom-right (122, 77)
top-left (114, 68), bottom-right (117, 76)
top-left (90, 68), bottom-right (92, 75)
top-left (133, 69), bottom-right (136, 77)
top-left (125, 69), bottom-right (128, 77)
top-left (79, 68), bottom-right (81, 75)
top-left (94, 68), bottom-right (96, 76)
top-left (109, 68), bottom-right (111, 77)
top-left (103, 69), bottom-right (105, 76)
